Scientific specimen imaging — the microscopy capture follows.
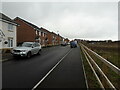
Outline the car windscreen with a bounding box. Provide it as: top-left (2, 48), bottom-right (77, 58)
top-left (22, 43), bottom-right (33, 47)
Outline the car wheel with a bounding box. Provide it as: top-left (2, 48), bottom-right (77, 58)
top-left (27, 52), bottom-right (31, 58)
top-left (37, 49), bottom-right (41, 55)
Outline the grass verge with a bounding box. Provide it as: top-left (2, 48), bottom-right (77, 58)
top-left (81, 42), bottom-right (120, 89)
top-left (79, 46), bottom-right (101, 89)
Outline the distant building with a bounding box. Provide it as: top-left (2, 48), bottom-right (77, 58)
top-left (51, 32), bottom-right (63, 45)
top-left (58, 35), bottom-right (64, 45)
top-left (64, 38), bottom-right (70, 44)
top-left (0, 13), bottom-right (17, 49)
top-left (40, 27), bottom-right (53, 46)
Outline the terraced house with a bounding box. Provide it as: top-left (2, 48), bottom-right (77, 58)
top-left (14, 17), bottom-right (52, 46)
top-left (40, 27), bottom-right (53, 46)
top-left (51, 32), bottom-right (63, 45)
top-left (40, 28), bottom-right (64, 46)
top-left (14, 17), bottom-right (41, 46)
top-left (0, 13), bottom-right (17, 50)
top-left (14, 17), bottom-right (63, 47)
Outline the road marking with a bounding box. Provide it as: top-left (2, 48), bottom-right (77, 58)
top-left (32, 49), bottom-right (72, 90)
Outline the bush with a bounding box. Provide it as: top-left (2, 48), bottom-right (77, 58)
top-left (1, 48), bottom-right (12, 54)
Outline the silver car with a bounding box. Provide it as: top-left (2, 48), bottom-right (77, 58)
top-left (11, 42), bottom-right (42, 58)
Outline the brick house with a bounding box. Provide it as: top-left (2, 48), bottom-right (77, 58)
top-left (40, 27), bottom-right (53, 46)
top-left (51, 32), bottom-right (63, 45)
top-left (14, 17), bottom-right (42, 45)
top-left (64, 38), bottom-right (70, 44)
top-left (57, 34), bottom-right (64, 45)
top-left (14, 17), bottom-right (64, 47)
top-left (59, 35), bottom-right (64, 44)
top-left (40, 27), bottom-right (63, 46)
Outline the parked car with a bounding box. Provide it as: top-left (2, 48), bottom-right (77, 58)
top-left (70, 41), bottom-right (77, 48)
top-left (67, 42), bottom-right (70, 45)
top-left (11, 42), bottom-right (42, 58)
top-left (61, 42), bottom-right (67, 46)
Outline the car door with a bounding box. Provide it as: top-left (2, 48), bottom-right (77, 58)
top-left (36, 43), bottom-right (41, 53)
top-left (34, 43), bottom-right (39, 54)
top-left (30, 43), bottom-right (35, 55)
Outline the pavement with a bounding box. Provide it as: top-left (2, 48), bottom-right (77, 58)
top-left (2, 45), bottom-right (86, 89)
top-left (0, 53), bottom-right (13, 62)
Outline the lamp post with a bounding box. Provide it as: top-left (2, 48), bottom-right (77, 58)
top-left (57, 31), bottom-right (60, 44)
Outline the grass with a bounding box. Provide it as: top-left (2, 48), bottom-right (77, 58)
top-left (84, 42), bottom-right (119, 68)
top-left (87, 49), bottom-right (120, 89)
top-left (79, 45), bottom-right (101, 89)
top-left (80, 42), bottom-right (120, 89)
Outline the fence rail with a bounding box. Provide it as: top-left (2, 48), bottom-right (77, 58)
top-left (80, 43), bottom-right (120, 89)
top-left (81, 44), bottom-right (120, 75)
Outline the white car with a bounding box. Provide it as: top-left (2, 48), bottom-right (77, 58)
top-left (11, 42), bottom-right (42, 58)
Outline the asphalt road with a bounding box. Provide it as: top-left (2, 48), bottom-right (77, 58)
top-left (2, 45), bottom-right (86, 89)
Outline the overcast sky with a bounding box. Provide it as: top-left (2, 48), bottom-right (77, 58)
top-left (1, 1), bottom-right (118, 40)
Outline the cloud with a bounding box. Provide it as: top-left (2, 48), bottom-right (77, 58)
top-left (2, 2), bottom-right (118, 40)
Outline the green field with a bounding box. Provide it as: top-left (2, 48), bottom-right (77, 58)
top-left (80, 42), bottom-right (120, 89)
top-left (84, 42), bottom-right (119, 68)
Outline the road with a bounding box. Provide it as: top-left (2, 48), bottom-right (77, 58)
top-left (2, 45), bottom-right (86, 89)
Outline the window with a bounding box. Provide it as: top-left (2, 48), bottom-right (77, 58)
top-left (8, 24), bottom-right (13, 31)
top-left (44, 33), bottom-right (46, 37)
top-left (41, 32), bottom-right (43, 37)
top-left (53, 36), bottom-right (54, 39)
top-left (37, 31), bottom-right (39, 35)
top-left (36, 30), bottom-right (37, 35)
top-left (39, 31), bottom-right (41, 36)
top-left (22, 42), bottom-right (32, 47)
top-left (43, 33), bottom-right (44, 37)
top-left (35, 43), bottom-right (40, 47)
top-left (8, 38), bottom-right (13, 47)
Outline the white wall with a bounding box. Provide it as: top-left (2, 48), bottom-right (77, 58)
top-left (0, 21), bottom-right (16, 49)
top-left (0, 42), bottom-right (1, 48)
top-left (0, 21), bottom-right (2, 49)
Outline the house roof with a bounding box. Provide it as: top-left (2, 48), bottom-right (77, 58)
top-left (40, 27), bottom-right (63, 38)
top-left (0, 13), bottom-right (17, 25)
top-left (40, 27), bottom-right (51, 33)
top-left (14, 17), bottom-right (40, 31)
top-left (51, 31), bottom-right (59, 36)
